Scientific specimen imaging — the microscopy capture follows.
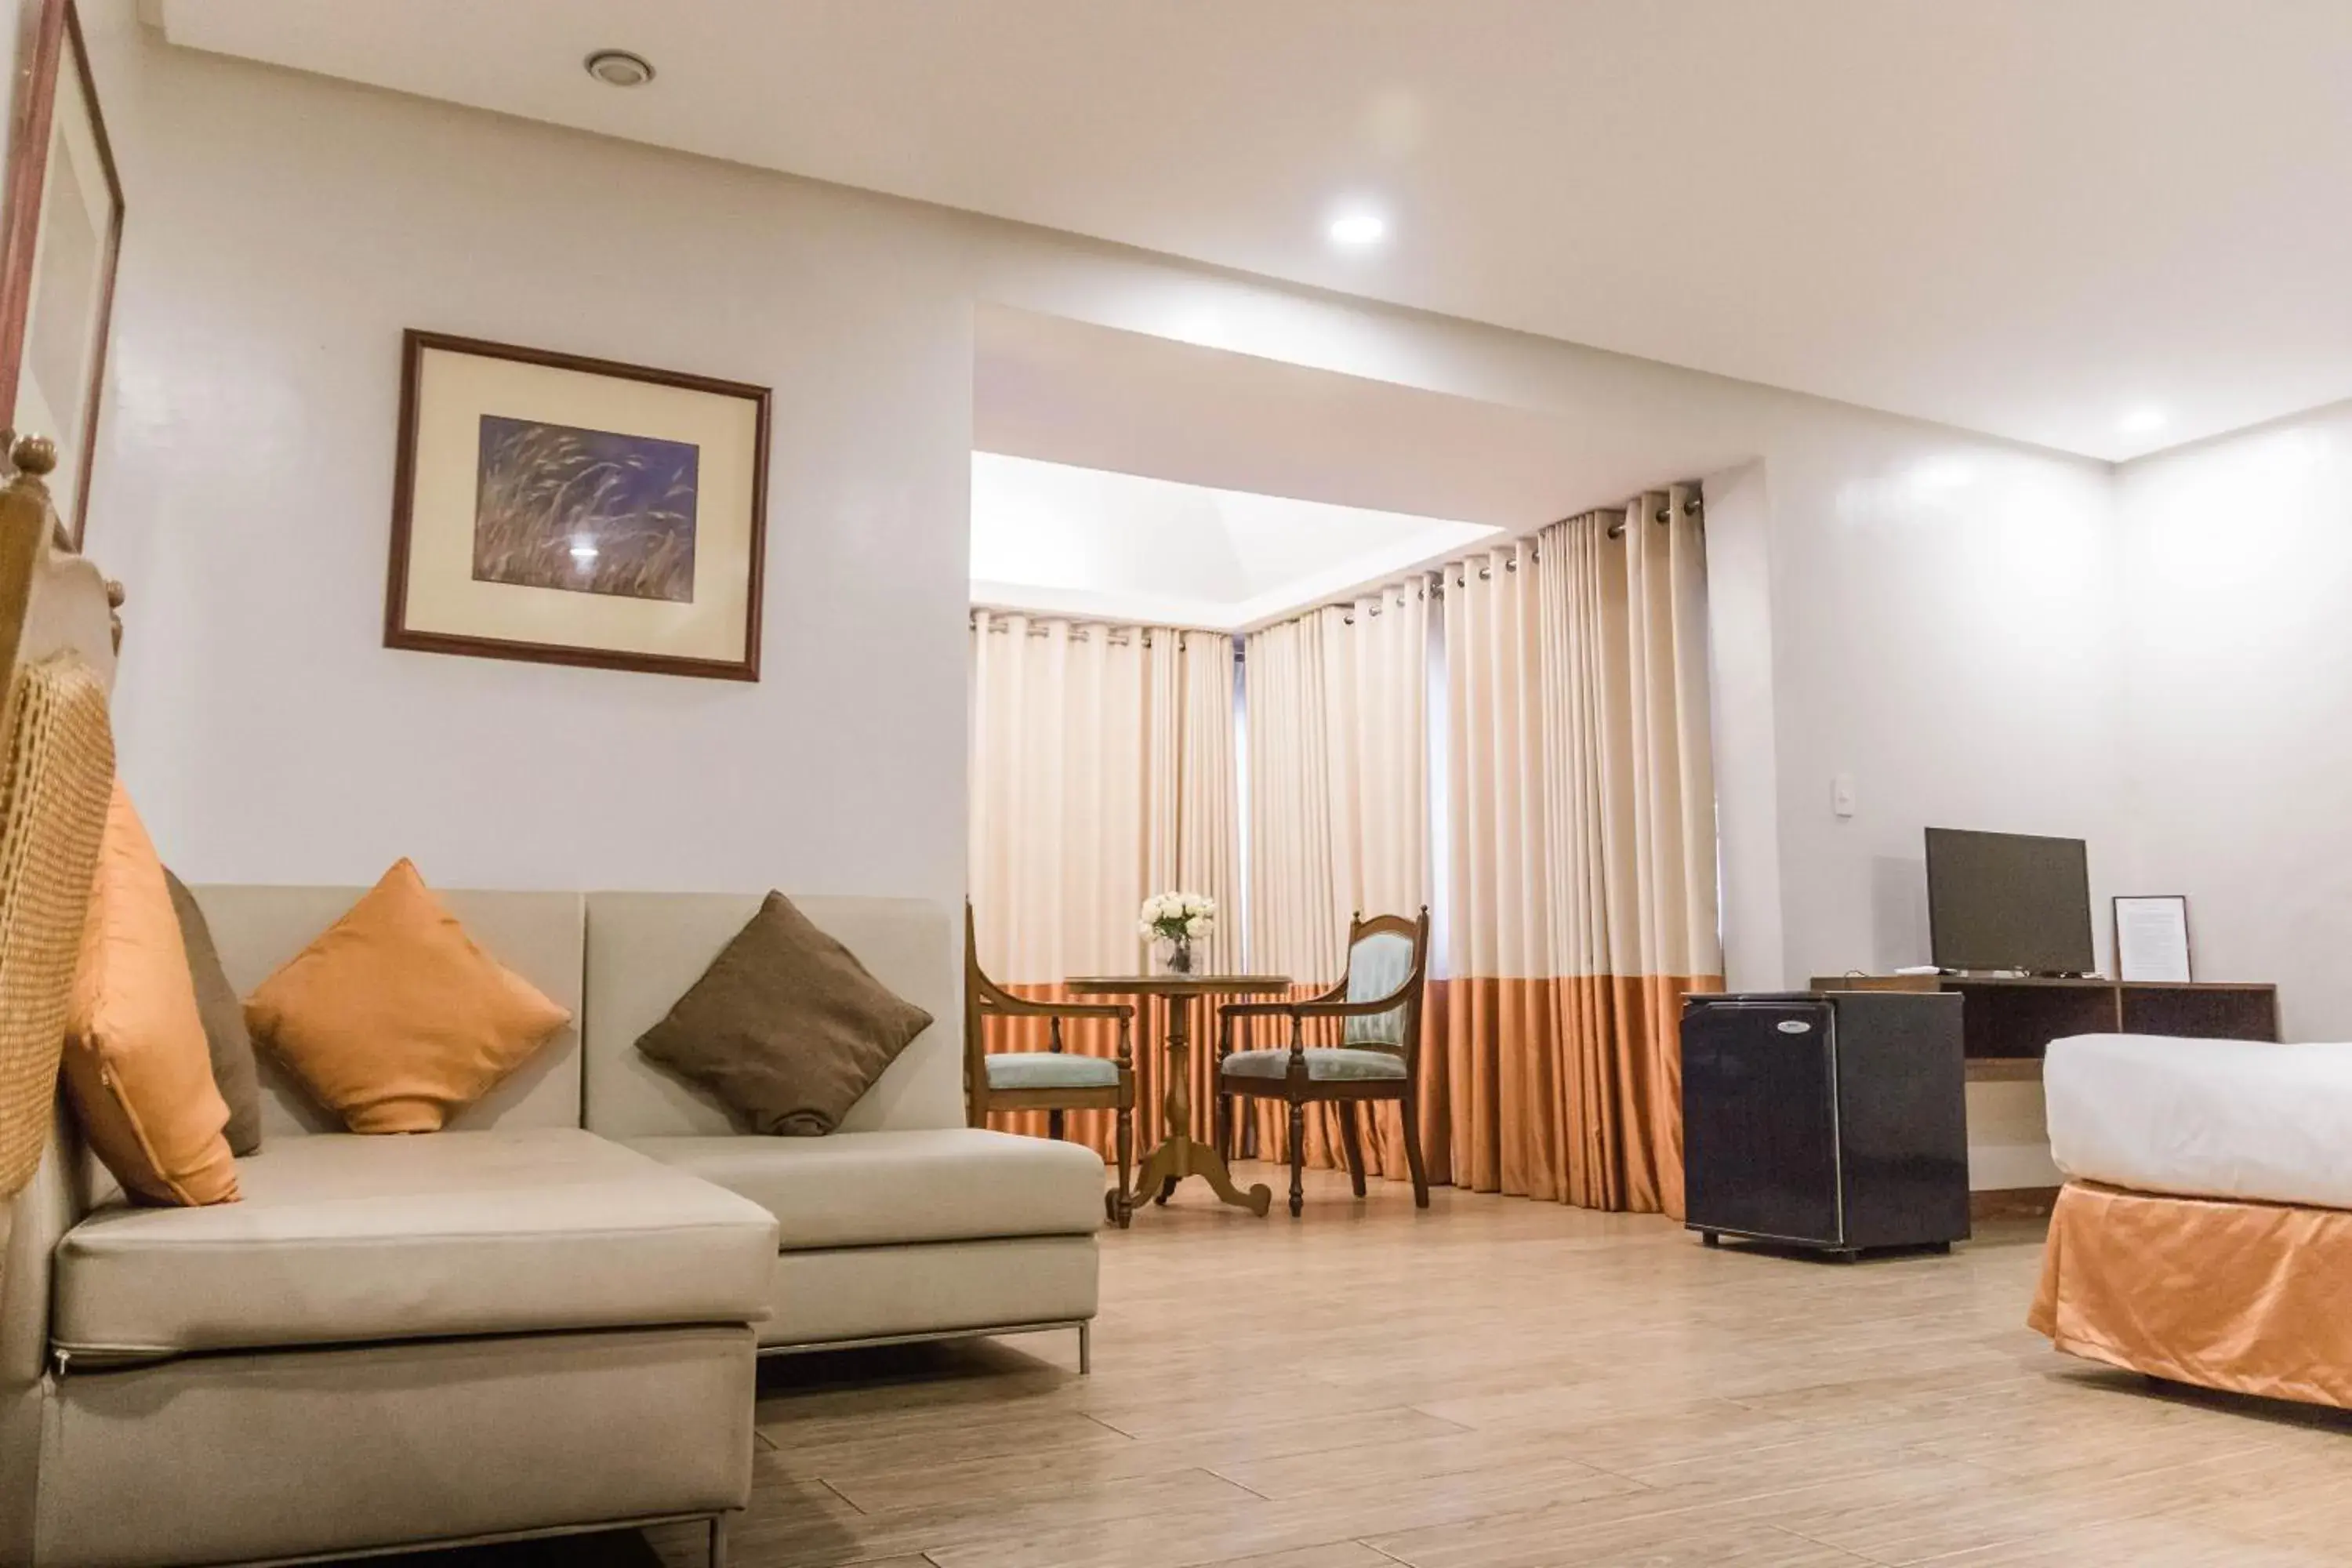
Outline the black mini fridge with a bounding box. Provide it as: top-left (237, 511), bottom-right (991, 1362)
top-left (1681, 990), bottom-right (1969, 1257)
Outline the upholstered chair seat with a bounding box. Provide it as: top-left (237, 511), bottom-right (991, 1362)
top-left (1220, 1047), bottom-right (1406, 1082)
top-left (983, 1052), bottom-right (1121, 1091)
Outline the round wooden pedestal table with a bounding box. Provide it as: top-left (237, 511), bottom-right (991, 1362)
top-left (1067, 973), bottom-right (1289, 1218)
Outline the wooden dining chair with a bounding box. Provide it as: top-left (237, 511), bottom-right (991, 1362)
top-left (964, 903), bottom-right (1138, 1227)
top-left (1214, 909), bottom-right (1432, 1218)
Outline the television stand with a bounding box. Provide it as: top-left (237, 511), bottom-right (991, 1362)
top-left (1812, 972), bottom-right (2278, 1069)
top-left (1809, 972), bottom-right (2280, 1215)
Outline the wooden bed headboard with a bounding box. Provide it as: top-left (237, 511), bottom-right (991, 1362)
top-left (0, 433), bottom-right (117, 698)
top-left (0, 430), bottom-right (121, 1214)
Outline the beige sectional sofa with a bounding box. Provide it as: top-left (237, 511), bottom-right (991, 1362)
top-left (0, 889), bottom-right (1105, 1568)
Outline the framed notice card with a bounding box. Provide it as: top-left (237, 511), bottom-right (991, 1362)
top-left (2113, 895), bottom-right (2192, 983)
top-left (386, 331), bottom-right (770, 681)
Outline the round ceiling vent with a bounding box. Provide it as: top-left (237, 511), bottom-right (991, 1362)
top-left (584, 49), bottom-right (655, 89)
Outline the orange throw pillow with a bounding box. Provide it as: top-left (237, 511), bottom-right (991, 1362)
top-left (65, 781), bottom-right (241, 1205)
top-left (244, 859), bottom-right (570, 1133)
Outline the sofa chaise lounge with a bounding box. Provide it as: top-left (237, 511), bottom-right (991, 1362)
top-left (579, 892), bottom-right (1107, 1363)
top-left (0, 887), bottom-right (1105, 1568)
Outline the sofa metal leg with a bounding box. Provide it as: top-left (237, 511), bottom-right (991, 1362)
top-left (708, 1512), bottom-right (730, 1568)
top-left (1078, 1320), bottom-right (1093, 1375)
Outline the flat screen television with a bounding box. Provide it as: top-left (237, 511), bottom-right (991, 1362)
top-left (1923, 827), bottom-right (2093, 975)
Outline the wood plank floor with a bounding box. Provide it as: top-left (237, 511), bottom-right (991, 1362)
top-left (463, 1163), bottom-right (2352, 1568)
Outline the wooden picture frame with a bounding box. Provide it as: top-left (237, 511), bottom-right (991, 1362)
top-left (385, 330), bottom-right (770, 681)
top-left (0, 0), bottom-right (125, 549)
top-left (2112, 894), bottom-right (2193, 984)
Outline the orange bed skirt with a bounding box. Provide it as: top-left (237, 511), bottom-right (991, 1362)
top-left (2031, 1180), bottom-right (2352, 1410)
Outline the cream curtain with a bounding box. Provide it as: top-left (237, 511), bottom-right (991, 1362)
top-left (1168, 629), bottom-right (1243, 977)
top-left (1238, 583), bottom-right (1433, 1180)
top-left (1439, 487), bottom-right (1721, 1216)
top-left (975, 484), bottom-right (1717, 1210)
top-left (967, 612), bottom-right (1239, 1152)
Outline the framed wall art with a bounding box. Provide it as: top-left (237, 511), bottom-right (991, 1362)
top-left (0, 0), bottom-right (125, 548)
top-left (385, 330), bottom-right (770, 681)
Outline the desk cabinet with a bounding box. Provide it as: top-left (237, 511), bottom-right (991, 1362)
top-left (1807, 975), bottom-right (2279, 1080)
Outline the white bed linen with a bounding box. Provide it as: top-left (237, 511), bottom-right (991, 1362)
top-left (2044, 1033), bottom-right (2352, 1209)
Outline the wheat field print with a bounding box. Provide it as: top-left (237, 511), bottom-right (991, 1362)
top-left (472, 415), bottom-right (699, 603)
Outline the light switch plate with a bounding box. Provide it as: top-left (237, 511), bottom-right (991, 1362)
top-left (1831, 773), bottom-right (1857, 818)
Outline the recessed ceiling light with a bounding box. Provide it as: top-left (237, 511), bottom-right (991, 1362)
top-left (1327, 212), bottom-right (1387, 248)
top-left (2118, 407), bottom-right (2167, 435)
top-left (584, 49), bottom-right (655, 89)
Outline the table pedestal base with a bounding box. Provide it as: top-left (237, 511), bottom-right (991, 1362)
top-left (1065, 974), bottom-right (1290, 1221)
top-left (1129, 1133), bottom-right (1271, 1217)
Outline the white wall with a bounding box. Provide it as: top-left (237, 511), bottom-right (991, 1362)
top-left (85, 31), bottom-right (974, 899)
top-left (1699, 459), bottom-right (1784, 996)
top-left (82, 27), bottom-right (2125, 1184)
top-left (2118, 405), bottom-right (2352, 1039)
top-left (1755, 434), bottom-right (2125, 985)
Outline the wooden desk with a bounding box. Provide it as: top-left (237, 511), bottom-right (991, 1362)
top-left (1810, 974), bottom-right (2280, 1220)
top-left (1069, 974), bottom-right (1290, 1218)
top-left (1809, 975), bottom-right (2279, 1080)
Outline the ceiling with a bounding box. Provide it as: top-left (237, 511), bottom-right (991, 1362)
top-left (162, 1), bottom-right (2352, 460)
top-left (973, 307), bottom-right (1711, 628)
top-left (974, 307), bottom-right (1733, 532)
top-left (971, 452), bottom-right (1495, 631)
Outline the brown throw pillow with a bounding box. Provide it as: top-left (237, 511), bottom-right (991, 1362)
top-left (244, 859), bottom-right (571, 1134)
top-left (163, 869), bottom-right (263, 1156)
top-left (64, 781), bottom-right (241, 1206)
top-left (636, 891), bottom-right (932, 1135)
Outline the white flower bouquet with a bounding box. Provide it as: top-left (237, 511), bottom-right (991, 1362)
top-left (1139, 891), bottom-right (1217, 973)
